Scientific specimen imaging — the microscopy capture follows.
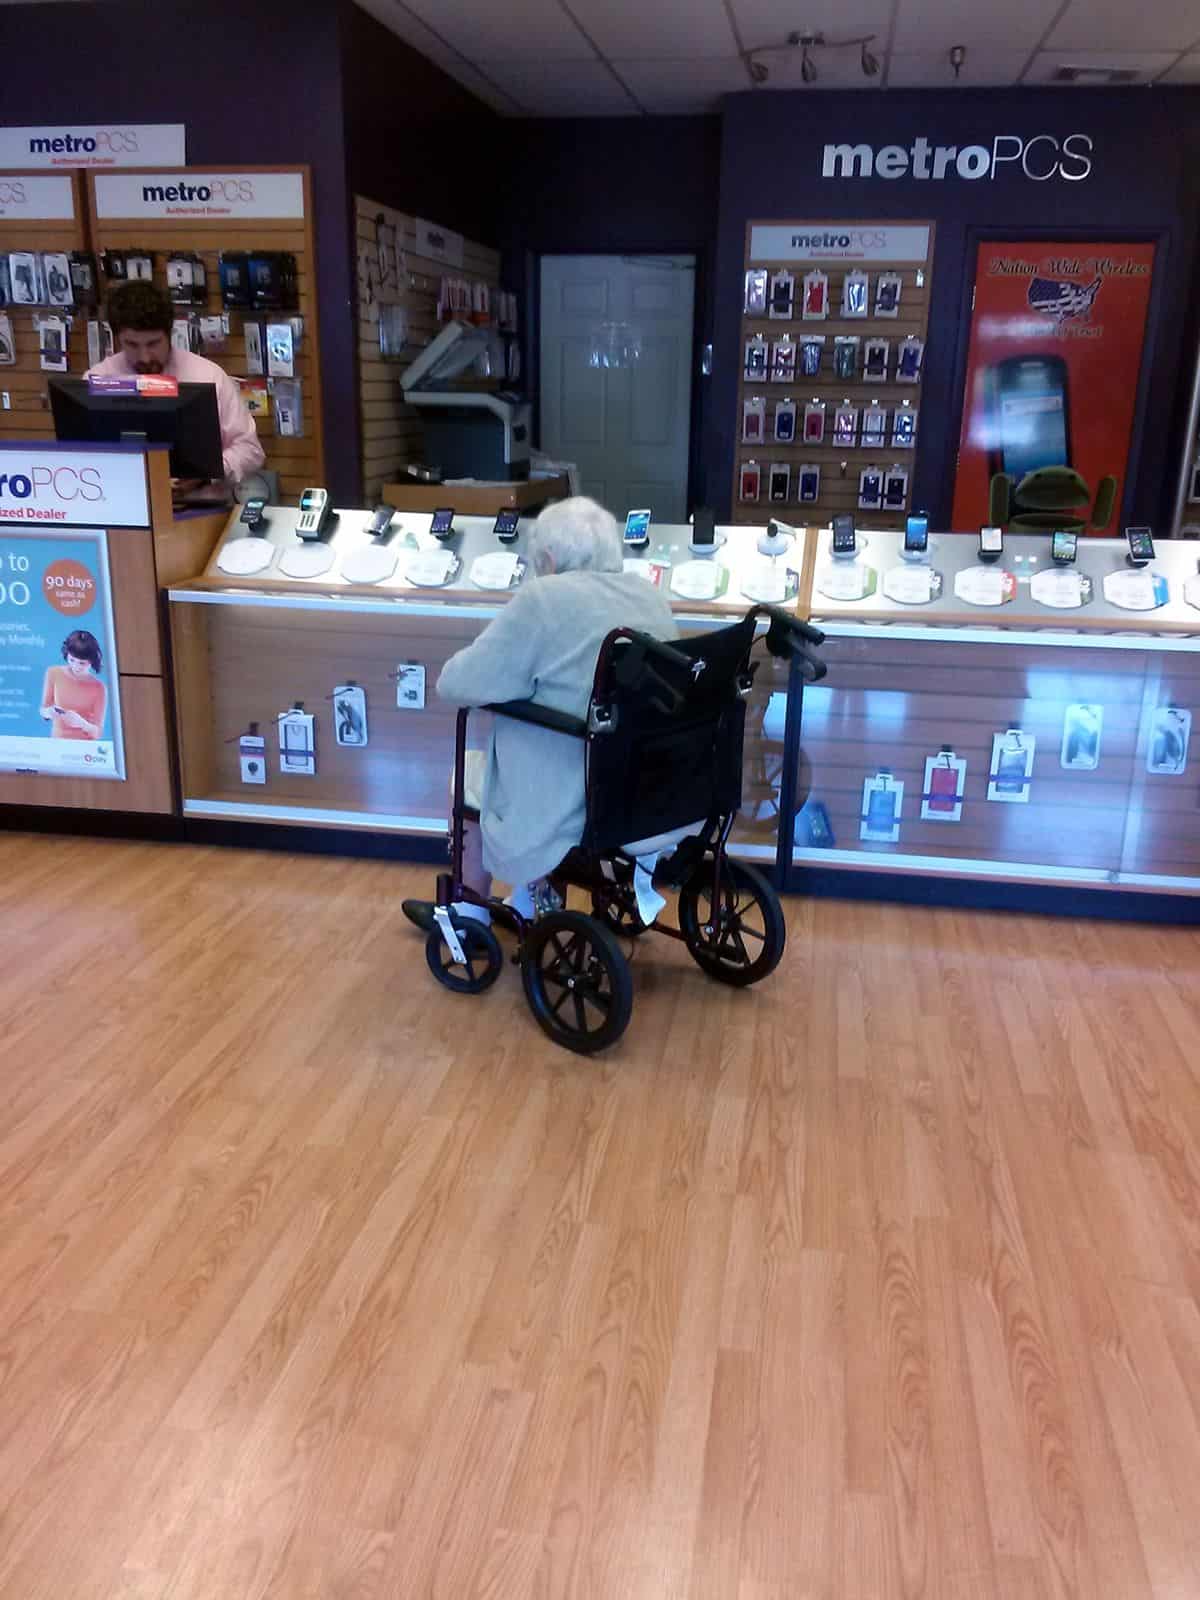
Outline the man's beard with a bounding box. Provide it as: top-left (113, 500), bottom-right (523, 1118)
top-left (133, 359), bottom-right (165, 374)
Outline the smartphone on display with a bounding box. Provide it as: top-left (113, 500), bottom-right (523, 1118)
top-left (368, 505), bottom-right (395, 538)
top-left (690, 506), bottom-right (717, 550)
top-left (430, 506), bottom-right (456, 539)
top-left (239, 497), bottom-right (267, 531)
top-left (494, 507), bottom-right (521, 542)
top-left (1125, 525), bottom-right (1155, 566)
top-left (904, 514), bottom-right (929, 555)
top-left (623, 508), bottom-right (651, 547)
top-left (987, 355), bottom-right (1071, 481)
top-left (832, 514), bottom-right (856, 556)
top-left (979, 525), bottom-right (1004, 560)
top-left (1051, 529), bottom-right (1077, 565)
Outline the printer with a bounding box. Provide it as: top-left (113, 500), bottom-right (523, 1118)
top-left (400, 320), bottom-right (531, 481)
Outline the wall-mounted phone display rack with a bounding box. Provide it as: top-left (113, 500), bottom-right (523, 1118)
top-left (733, 218), bottom-right (936, 532)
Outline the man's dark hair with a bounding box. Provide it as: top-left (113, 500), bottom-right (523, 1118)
top-left (62, 629), bottom-right (103, 672)
top-left (107, 279), bottom-right (173, 337)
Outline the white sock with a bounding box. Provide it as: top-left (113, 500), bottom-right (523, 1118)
top-left (451, 900), bottom-right (491, 926)
top-left (503, 883), bottom-right (537, 919)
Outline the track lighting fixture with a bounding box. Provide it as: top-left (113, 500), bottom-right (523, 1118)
top-left (742, 29), bottom-right (882, 88)
top-left (949, 44), bottom-right (966, 80)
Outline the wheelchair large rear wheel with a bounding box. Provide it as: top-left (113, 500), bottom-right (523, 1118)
top-left (678, 858), bottom-right (785, 987)
top-left (426, 920), bottom-right (503, 994)
top-left (522, 911), bottom-right (633, 1054)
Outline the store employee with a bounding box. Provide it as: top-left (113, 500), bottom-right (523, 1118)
top-left (87, 280), bottom-right (265, 485)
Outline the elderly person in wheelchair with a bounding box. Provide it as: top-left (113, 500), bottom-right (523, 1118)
top-left (404, 495), bottom-right (827, 1053)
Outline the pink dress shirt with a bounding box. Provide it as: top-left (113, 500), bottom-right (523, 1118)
top-left (85, 349), bottom-right (266, 484)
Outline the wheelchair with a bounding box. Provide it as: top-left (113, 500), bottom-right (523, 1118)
top-left (423, 605), bottom-right (827, 1054)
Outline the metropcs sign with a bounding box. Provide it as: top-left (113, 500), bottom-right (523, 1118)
top-left (93, 171), bottom-right (305, 221)
top-left (0, 447), bottom-right (150, 530)
top-left (821, 133), bottom-right (1093, 183)
top-left (0, 176), bottom-right (75, 221)
top-left (0, 124), bottom-right (185, 170)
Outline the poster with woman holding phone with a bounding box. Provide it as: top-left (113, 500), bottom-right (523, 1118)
top-left (40, 629), bottom-right (108, 741)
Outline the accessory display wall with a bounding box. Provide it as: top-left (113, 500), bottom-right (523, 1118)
top-left (733, 220), bottom-right (935, 532)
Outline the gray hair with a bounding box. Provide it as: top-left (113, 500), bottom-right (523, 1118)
top-left (528, 495), bottom-right (623, 576)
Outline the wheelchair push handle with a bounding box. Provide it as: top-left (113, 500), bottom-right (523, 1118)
top-left (756, 606), bottom-right (827, 683)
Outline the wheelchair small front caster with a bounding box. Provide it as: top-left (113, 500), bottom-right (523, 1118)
top-left (425, 920), bottom-right (503, 994)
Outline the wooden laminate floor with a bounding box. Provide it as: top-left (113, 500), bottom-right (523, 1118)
top-left (1, 833), bottom-right (1200, 1598)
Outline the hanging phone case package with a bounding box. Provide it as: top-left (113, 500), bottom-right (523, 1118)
top-left (42, 253), bottom-right (73, 307)
top-left (897, 337), bottom-right (924, 383)
top-left (861, 406), bottom-right (887, 448)
top-left (0, 256), bottom-right (10, 306)
top-left (1060, 704), bottom-right (1103, 771)
top-left (768, 269), bottom-right (794, 320)
top-left (771, 336), bottom-right (796, 383)
top-left (266, 322), bottom-right (294, 378)
top-left (841, 270), bottom-right (869, 318)
top-left (802, 270), bottom-right (828, 320)
top-left (333, 685), bottom-right (369, 748)
top-left (278, 710), bottom-right (316, 777)
top-left (833, 336), bottom-right (859, 382)
top-left (774, 399), bottom-right (796, 443)
top-left (744, 334), bottom-right (767, 381)
top-left (864, 338), bottom-right (890, 382)
top-left (799, 335), bottom-right (825, 378)
top-left (988, 730), bottom-right (1035, 803)
top-left (769, 462), bottom-right (791, 504)
top-left (742, 395), bottom-right (765, 444)
top-left (797, 463), bottom-right (820, 504)
top-left (1147, 707), bottom-right (1191, 775)
top-left (9, 252), bottom-right (40, 306)
top-left (244, 321), bottom-right (265, 377)
top-left (892, 406), bottom-right (917, 448)
top-left (273, 379), bottom-right (304, 437)
top-left (833, 405), bottom-right (858, 447)
top-left (38, 316), bottom-right (68, 372)
top-left (861, 772), bottom-right (903, 843)
top-left (875, 273), bottom-right (902, 317)
top-left (802, 400), bottom-right (826, 444)
top-left (921, 752), bottom-right (966, 822)
top-left (126, 253), bottom-right (153, 281)
top-left (0, 313), bottom-right (14, 365)
top-left (858, 468), bottom-right (882, 510)
top-left (69, 252), bottom-right (98, 309)
top-left (198, 315), bottom-right (227, 353)
top-left (739, 461), bottom-right (761, 502)
top-left (744, 269), bottom-right (768, 315)
top-left (883, 467), bottom-right (909, 509)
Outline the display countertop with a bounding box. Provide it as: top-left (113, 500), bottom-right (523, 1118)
top-left (191, 508), bottom-right (814, 617)
top-left (806, 528), bottom-right (1200, 637)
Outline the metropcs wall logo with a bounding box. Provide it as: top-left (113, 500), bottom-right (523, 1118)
top-left (140, 177), bottom-right (256, 210)
top-left (93, 171), bottom-right (305, 221)
top-left (0, 124), bottom-right (185, 171)
top-left (0, 449), bottom-right (150, 529)
top-left (821, 134), bottom-right (1094, 183)
top-left (0, 175), bottom-right (75, 222)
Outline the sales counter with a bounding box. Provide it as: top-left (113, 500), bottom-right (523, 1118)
top-left (793, 527), bottom-right (1200, 904)
top-left (0, 442), bottom-right (227, 820)
top-left (167, 508), bottom-right (811, 862)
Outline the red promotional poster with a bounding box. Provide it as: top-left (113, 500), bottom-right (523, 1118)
top-left (951, 241), bottom-right (1155, 534)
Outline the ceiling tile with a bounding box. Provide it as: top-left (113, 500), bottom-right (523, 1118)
top-left (612, 55), bottom-right (751, 111)
top-left (893, 0), bottom-right (1061, 54)
top-left (399, 0), bottom-right (595, 59)
top-left (1046, 0), bottom-right (1200, 51)
top-left (574, 0), bottom-right (737, 60)
top-left (728, 0), bottom-right (894, 48)
top-left (1161, 52), bottom-right (1200, 81)
top-left (1023, 48), bottom-right (1180, 82)
top-left (352, 0), bottom-right (524, 111)
top-left (888, 49), bottom-right (1034, 87)
top-left (485, 56), bottom-right (642, 114)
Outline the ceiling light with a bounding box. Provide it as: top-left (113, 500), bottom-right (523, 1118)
top-left (801, 45), bottom-right (818, 83)
top-left (1053, 63), bottom-right (1140, 84)
top-left (949, 44), bottom-right (966, 80)
top-left (749, 55), bottom-right (769, 85)
top-left (740, 28), bottom-right (881, 89)
top-left (861, 42), bottom-right (880, 77)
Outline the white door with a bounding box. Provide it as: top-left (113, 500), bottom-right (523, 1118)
top-left (539, 254), bottom-right (696, 523)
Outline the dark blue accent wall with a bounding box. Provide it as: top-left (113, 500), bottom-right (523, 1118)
top-left (714, 86), bottom-right (1200, 527)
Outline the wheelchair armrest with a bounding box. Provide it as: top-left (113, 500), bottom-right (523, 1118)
top-left (760, 607), bottom-right (827, 683)
top-left (483, 698), bottom-right (588, 738)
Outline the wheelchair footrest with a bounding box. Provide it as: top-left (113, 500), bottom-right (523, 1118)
top-left (654, 834), bottom-right (708, 890)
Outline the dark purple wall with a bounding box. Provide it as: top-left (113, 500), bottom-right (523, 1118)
top-left (0, 0), bottom-right (362, 498)
top-left (339, 4), bottom-right (501, 246)
top-left (715, 86), bottom-right (1200, 527)
top-left (500, 116), bottom-right (722, 505)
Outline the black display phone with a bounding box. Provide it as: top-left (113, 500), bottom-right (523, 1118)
top-left (979, 525), bottom-right (1003, 562)
top-left (430, 506), bottom-right (456, 539)
top-left (1125, 526), bottom-right (1154, 566)
top-left (1051, 529), bottom-right (1078, 565)
top-left (987, 355), bottom-right (1071, 481)
top-left (623, 508), bottom-right (651, 547)
top-left (690, 506), bottom-right (717, 550)
top-left (494, 507), bottom-right (521, 542)
top-left (239, 497), bottom-right (267, 532)
top-left (368, 505), bottom-right (395, 539)
top-left (832, 514), bottom-right (856, 556)
top-left (904, 513), bottom-right (929, 555)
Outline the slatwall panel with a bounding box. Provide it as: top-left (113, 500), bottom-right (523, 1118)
top-left (0, 172), bottom-right (87, 442)
top-left (355, 195), bottom-right (501, 504)
top-left (734, 221), bottom-right (934, 533)
top-left (797, 632), bottom-right (1160, 874)
top-left (87, 168), bottom-right (323, 501)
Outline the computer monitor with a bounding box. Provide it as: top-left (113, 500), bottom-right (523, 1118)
top-left (49, 377), bottom-right (225, 481)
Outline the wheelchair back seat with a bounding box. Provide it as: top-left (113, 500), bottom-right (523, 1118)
top-left (582, 610), bottom-right (762, 856)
